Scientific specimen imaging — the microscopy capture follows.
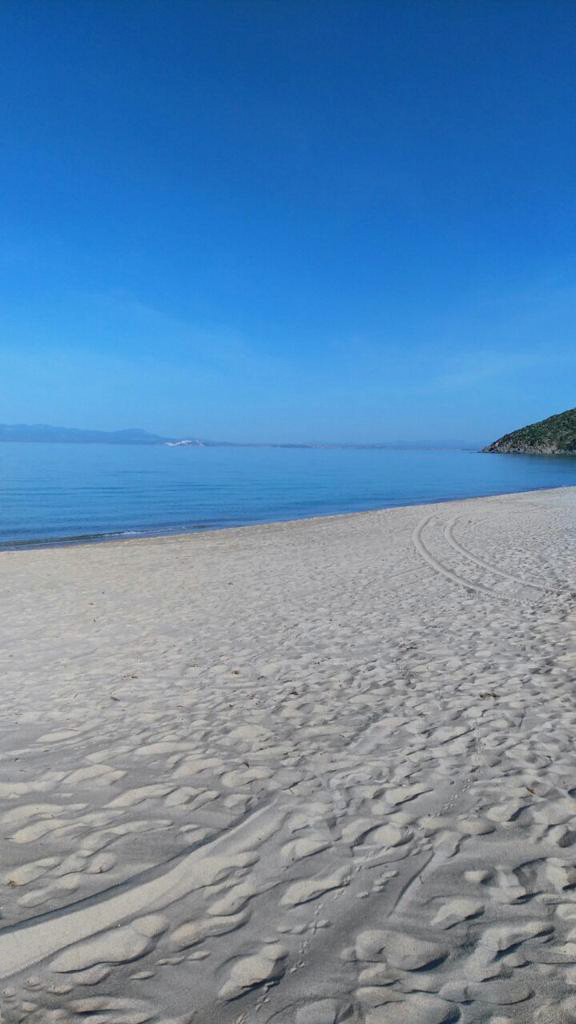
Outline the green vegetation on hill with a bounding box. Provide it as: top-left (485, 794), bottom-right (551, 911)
top-left (484, 407), bottom-right (576, 454)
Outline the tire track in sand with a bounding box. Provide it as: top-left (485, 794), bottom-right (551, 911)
top-left (0, 802), bottom-right (285, 979)
top-left (443, 516), bottom-right (551, 592)
top-left (413, 515), bottom-right (526, 601)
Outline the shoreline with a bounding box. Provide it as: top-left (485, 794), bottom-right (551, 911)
top-left (2, 480), bottom-right (576, 554)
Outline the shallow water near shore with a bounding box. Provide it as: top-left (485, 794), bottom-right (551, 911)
top-left (2, 441), bottom-right (576, 548)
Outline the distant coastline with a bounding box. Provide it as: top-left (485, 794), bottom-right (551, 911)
top-left (0, 423), bottom-right (481, 451)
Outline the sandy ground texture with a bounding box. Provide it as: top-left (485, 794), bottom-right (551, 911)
top-left (1, 487), bottom-right (576, 1024)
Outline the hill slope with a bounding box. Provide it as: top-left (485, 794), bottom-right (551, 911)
top-left (484, 407), bottom-right (576, 454)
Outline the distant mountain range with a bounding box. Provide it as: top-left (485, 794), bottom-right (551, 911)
top-left (0, 424), bottom-right (169, 444)
top-left (0, 423), bottom-right (480, 450)
top-left (484, 407), bottom-right (576, 455)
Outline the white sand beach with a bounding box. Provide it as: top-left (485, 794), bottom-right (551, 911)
top-left (1, 486), bottom-right (576, 1024)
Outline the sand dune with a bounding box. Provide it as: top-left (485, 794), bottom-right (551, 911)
top-left (1, 487), bottom-right (576, 1022)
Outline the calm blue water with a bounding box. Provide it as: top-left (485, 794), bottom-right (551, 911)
top-left (1, 443), bottom-right (576, 549)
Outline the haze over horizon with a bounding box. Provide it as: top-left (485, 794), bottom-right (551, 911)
top-left (1, 1), bottom-right (575, 444)
top-left (0, 421), bottom-right (486, 448)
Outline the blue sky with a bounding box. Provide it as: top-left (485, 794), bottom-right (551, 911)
top-left (1, 0), bottom-right (575, 443)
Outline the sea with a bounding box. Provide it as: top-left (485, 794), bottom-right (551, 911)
top-left (1, 442), bottom-right (576, 549)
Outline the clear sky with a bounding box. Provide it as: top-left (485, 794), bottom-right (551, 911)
top-left (1, 0), bottom-right (575, 444)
